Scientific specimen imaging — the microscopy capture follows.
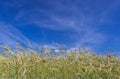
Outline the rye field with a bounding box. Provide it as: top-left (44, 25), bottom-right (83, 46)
top-left (0, 45), bottom-right (120, 79)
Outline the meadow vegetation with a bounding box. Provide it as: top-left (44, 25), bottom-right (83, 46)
top-left (0, 45), bottom-right (120, 79)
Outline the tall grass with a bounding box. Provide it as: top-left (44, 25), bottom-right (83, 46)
top-left (0, 45), bottom-right (120, 79)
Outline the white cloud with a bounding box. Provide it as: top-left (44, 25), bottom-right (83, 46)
top-left (13, 1), bottom-right (108, 47)
top-left (11, 0), bottom-right (120, 48)
top-left (0, 22), bottom-right (38, 47)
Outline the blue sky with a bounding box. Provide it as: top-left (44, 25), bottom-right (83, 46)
top-left (0, 0), bottom-right (120, 54)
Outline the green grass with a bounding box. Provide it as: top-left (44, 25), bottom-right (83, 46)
top-left (0, 46), bottom-right (120, 79)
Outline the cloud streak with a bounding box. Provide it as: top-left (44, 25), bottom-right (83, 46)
top-left (0, 22), bottom-right (39, 48)
top-left (1, 0), bottom-right (120, 50)
top-left (13, 0), bottom-right (111, 47)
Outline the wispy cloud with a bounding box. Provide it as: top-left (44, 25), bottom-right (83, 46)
top-left (1, 0), bottom-right (119, 50)
top-left (13, 0), bottom-right (111, 47)
top-left (0, 22), bottom-right (38, 48)
top-left (0, 22), bottom-right (26, 45)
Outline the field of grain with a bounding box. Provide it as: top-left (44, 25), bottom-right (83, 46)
top-left (0, 46), bottom-right (120, 79)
